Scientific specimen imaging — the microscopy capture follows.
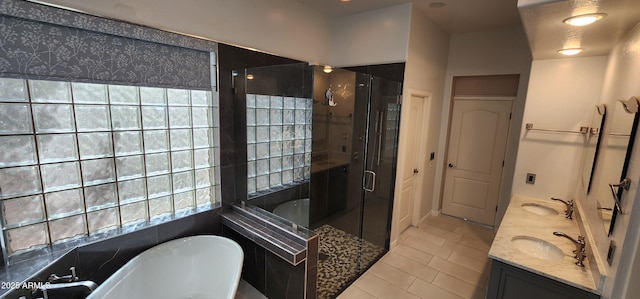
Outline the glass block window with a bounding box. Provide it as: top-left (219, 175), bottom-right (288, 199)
top-left (384, 103), bottom-right (401, 157)
top-left (247, 94), bottom-right (312, 195)
top-left (0, 78), bottom-right (221, 255)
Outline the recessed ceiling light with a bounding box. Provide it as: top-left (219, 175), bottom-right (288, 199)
top-left (563, 13), bottom-right (607, 26)
top-left (323, 65), bottom-right (333, 73)
top-left (429, 2), bottom-right (446, 8)
top-left (557, 48), bottom-right (584, 56)
top-left (340, 0), bottom-right (350, 2)
top-left (246, 74), bottom-right (254, 80)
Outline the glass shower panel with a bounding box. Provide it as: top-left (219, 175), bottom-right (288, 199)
top-left (242, 64), bottom-right (402, 299)
top-left (360, 76), bottom-right (402, 259)
top-left (244, 63), bottom-right (313, 221)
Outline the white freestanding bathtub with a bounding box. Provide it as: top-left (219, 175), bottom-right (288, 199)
top-left (87, 235), bottom-right (244, 299)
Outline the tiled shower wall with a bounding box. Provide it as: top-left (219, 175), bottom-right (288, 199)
top-left (0, 78), bottom-right (220, 256)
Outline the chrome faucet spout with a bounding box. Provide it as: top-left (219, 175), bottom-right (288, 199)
top-left (551, 197), bottom-right (569, 206)
top-left (553, 231), bottom-right (586, 267)
top-left (48, 273), bottom-right (76, 283)
top-left (48, 266), bottom-right (79, 283)
top-left (553, 232), bottom-right (581, 244)
top-left (551, 197), bottom-right (574, 219)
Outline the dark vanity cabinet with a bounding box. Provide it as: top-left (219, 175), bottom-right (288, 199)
top-left (487, 260), bottom-right (600, 299)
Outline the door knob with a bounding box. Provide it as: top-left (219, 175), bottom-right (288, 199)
top-left (413, 168), bottom-right (419, 174)
top-left (448, 163), bottom-right (456, 168)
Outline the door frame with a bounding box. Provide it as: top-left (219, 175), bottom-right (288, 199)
top-left (411, 92), bottom-right (432, 227)
top-left (390, 88), bottom-right (431, 247)
top-left (440, 95), bottom-right (516, 226)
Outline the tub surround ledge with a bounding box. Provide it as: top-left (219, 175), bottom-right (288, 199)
top-left (221, 205), bottom-right (318, 299)
top-left (489, 194), bottom-right (602, 295)
top-left (221, 205), bottom-right (317, 266)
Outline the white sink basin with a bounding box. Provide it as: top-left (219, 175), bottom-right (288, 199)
top-left (521, 203), bottom-right (559, 216)
top-left (511, 236), bottom-right (565, 260)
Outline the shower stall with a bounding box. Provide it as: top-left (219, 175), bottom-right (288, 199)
top-left (243, 63), bottom-right (402, 298)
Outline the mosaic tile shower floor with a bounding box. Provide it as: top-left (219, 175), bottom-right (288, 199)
top-left (314, 224), bottom-right (384, 299)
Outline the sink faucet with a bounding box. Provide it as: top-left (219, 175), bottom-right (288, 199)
top-left (553, 232), bottom-right (586, 267)
top-left (551, 198), bottom-right (574, 219)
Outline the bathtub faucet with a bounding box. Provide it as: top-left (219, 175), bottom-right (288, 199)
top-left (33, 280), bottom-right (98, 299)
top-left (32, 267), bottom-right (97, 299)
top-left (48, 266), bottom-right (78, 283)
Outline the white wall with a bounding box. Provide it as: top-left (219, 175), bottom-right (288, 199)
top-left (578, 23), bottom-right (640, 299)
top-left (434, 27), bottom-right (532, 227)
top-left (404, 8), bottom-right (450, 221)
top-left (512, 57), bottom-right (608, 201)
top-left (330, 4), bottom-right (411, 67)
top-left (36, 0), bottom-right (334, 64)
top-left (390, 5), bottom-right (450, 245)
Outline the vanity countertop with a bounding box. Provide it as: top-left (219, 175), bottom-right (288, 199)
top-left (489, 194), bottom-right (600, 294)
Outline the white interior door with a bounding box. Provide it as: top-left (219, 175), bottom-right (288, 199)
top-left (398, 95), bottom-right (426, 232)
top-left (442, 99), bottom-right (512, 226)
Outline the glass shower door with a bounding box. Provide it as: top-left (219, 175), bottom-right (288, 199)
top-left (358, 75), bottom-right (402, 270)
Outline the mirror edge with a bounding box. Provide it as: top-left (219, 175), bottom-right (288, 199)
top-left (607, 97), bottom-right (640, 236)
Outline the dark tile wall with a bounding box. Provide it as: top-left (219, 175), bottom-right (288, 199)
top-left (222, 225), bottom-right (312, 299)
top-left (305, 235), bottom-right (319, 299)
top-left (265, 250), bottom-right (306, 299)
top-left (309, 165), bottom-right (349, 227)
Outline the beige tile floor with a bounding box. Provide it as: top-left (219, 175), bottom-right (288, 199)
top-left (235, 279), bottom-right (268, 299)
top-left (337, 214), bottom-right (496, 299)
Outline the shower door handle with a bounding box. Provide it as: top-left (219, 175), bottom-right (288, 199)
top-left (363, 170), bottom-right (376, 192)
top-left (376, 111), bottom-right (384, 166)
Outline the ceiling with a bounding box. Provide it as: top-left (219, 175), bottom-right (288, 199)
top-left (297, 0), bottom-right (640, 60)
top-left (519, 0), bottom-right (640, 59)
top-left (296, 0), bottom-right (523, 34)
